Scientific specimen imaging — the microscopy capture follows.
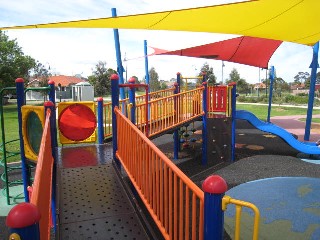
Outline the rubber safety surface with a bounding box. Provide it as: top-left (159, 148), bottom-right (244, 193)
top-left (57, 144), bottom-right (149, 240)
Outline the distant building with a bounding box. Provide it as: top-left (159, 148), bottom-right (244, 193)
top-left (50, 75), bottom-right (86, 100)
top-left (26, 75), bottom-right (89, 101)
top-left (290, 83), bottom-right (305, 91)
top-left (253, 82), bottom-right (266, 90)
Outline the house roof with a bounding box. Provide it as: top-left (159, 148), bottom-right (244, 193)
top-left (253, 82), bottom-right (266, 89)
top-left (49, 75), bottom-right (84, 87)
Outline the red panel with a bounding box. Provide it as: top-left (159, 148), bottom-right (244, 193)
top-left (207, 86), bottom-right (227, 112)
top-left (58, 104), bottom-right (96, 141)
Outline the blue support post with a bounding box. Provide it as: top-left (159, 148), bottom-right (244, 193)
top-left (202, 82), bottom-right (208, 165)
top-left (173, 83), bottom-right (179, 160)
top-left (173, 72), bottom-right (181, 160)
top-left (267, 66), bottom-right (275, 123)
top-left (304, 42), bottom-right (319, 141)
top-left (48, 80), bottom-right (57, 151)
top-left (6, 202), bottom-right (41, 240)
top-left (97, 97), bottom-right (104, 144)
top-left (128, 77), bottom-right (136, 124)
top-left (144, 40), bottom-right (151, 121)
top-left (202, 175), bottom-right (228, 240)
top-left (112, 8), bottom-right (125, 103)
top-left (48, 80), bottom-right (55, 105)
top-left (176, 72), bottom-right (181, 91)
top-left (202, 72), bottom-right (207, 83)
top-left (111, 74), bottom-right (121, 168)
top-left (15, 78), bottom-right (29, 202)
top-left (44, 101), bottom-right (57, 230)
top-left (230, 83), bottom-right (237, 162)
top-left (144, 40), bottom-right (150, 87)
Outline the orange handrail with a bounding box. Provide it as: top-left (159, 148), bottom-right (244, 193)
top-left (29, 108), bottom-right (54, 240)
top-left (104, 85), bottom-right (232, 138)
top-left (135, 87), bottom-right (204, 137)
top-left (115, 107), bottom-right (204, 240)
top-left (135, 87), bottom-right (175, 103)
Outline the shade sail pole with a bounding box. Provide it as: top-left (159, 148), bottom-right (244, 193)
top-left (112, 8), bottom-right (125, 101)
top-left (267, 66), bottom-right (275, 123)
top-left (304, 41), bottom-right (319, 141)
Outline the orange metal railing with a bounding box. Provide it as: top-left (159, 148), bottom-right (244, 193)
top-left (28, 109), bottom-right (54, 240)
top-left (135, 87), bottom-right (176, 104)
top-left (226, 85), bottom-right (233, 117)
top-left (115, 107), bottom-right (204, 240)
top-left (136, 87), bottom-right (204, 137)
top-left (102, 88), bottom-right (176, 139)
top-left (104, 85), bottom-right (233, 138)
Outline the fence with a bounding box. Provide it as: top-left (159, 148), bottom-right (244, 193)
top-left (115, 107), bottom-right (204, 239)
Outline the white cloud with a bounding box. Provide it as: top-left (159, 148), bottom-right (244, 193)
top-left (0, 0), bottom-right (316, 84)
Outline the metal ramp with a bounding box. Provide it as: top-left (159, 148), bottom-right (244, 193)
top-left (56, 144), bottom-right (150, 240)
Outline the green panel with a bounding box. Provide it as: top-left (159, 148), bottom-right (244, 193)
top-left (26, 111), bottom-right (43, 154)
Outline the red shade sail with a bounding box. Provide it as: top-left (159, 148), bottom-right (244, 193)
top-left (151, 36), bottom-right (282, 68)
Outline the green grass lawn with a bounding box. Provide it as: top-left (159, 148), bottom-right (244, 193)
top-left (236, 104), bottom-right (320, 120)
top-left (299, 118), bottom-right (320, 123)
top-left (0, 103), bottom-right (21, 163)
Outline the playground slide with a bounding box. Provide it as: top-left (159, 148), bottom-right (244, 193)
top-left (236, 110), bottom-right (320, 155)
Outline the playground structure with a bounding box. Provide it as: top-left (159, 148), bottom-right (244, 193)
top-left (0, 74), bottom-right (264, 239)
top-left (3, 71), bottom-right (320, 239)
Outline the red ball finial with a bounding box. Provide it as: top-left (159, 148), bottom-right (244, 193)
top-left (128, 77), bottom-right (135, 83)
top-left (110, 74), bottom-right (119, 80)
top-left (15, 78), bottom-right (24, 83)
top-left (202, 175), bottom-right (227, 194)
top-left (44, 101), bottom-right (54, 107)
top-left (6, 203), bottom-right (41, 228)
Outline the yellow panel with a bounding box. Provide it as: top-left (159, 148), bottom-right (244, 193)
top-left (57, 101), bottom-right (96, 144)
top-left (0, 0), bottom-right (319, 46)
top-left (21, 106), bottom-right (45, 161)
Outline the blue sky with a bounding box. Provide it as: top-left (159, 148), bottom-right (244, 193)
top-left (0, 0), bottom-right (314, 83)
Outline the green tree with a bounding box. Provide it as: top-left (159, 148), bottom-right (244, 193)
top-left (88, 61), bottom-right (116, 96)
top-left (0, 30), bottom-right (36, 89)
top-left (225, 68), bottom-right (249, 94)
top-left (149, 67), bottom-right (160, 92)
top-left (160, 81), bottom-right (168, 90)
top-left (31, 61), bottom-right (51, 87)
top-left (197, 62), bottom-right (216, 85)
top-left (293, 71), bottom-right (310, 86)
top-left (275, 77), bottom-right (290, 91)
top-left (317, 72), bottom-right (320, 84)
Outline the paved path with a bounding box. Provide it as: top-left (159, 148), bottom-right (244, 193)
top-left (271, 114), bottom-right (320, 142)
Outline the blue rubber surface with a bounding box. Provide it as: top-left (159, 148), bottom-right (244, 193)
top-left (236, 110), bottom-right (320, 155)
top-left (225, 177), bottom-right (320, 239)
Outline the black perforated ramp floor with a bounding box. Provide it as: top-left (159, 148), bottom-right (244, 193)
top-left (57, 144), bottom-right (149, 240)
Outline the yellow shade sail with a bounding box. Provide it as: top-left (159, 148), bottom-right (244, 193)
top-left (1, 0), bottom-right (319, 46)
